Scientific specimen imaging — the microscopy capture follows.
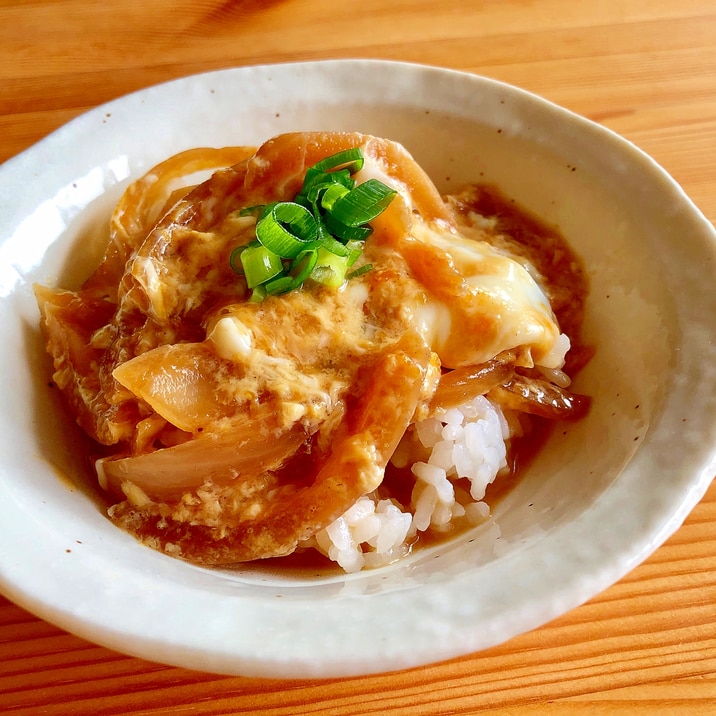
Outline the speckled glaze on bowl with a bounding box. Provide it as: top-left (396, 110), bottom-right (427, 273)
top-left (1, 60), bottom-right (715, 677)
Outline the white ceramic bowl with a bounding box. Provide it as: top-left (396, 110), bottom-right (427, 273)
top-left (1, 60), bottom-right (715, 678)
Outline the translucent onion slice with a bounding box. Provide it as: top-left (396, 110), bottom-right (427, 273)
top-left (489, 374), bottom-right (591, 420)
top-left (97, 412), bottom-right (309, 501)
top-left (112, 342), bottom-right (232, 434)
top-left (430, 351), bottom-right (517, 412)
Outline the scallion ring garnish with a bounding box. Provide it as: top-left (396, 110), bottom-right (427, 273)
top-left (240, 243), bottom-right (284, 288)
top-left (311, 147), bottom-right (365, 174)
top-left (330, 179), bottom-right (398, 226)
top-left (290, 249), bottom-right (319, 284)
top-left (346, 263), bottom-right (374, 280)
top-left (265, 275), bottom-right (298, 296)
top-left (231, 147), bottom-right (397, 300)
top-left (320, 183), bottom-right (351, 212)
top-left (310, 247), bottom-right (351, 288)
top-left (255, 202), bottom-right (318, 259)
top-left (317, 233), bottom-right (352, 258)
top-left (322, 212), bottom-right (374, 242)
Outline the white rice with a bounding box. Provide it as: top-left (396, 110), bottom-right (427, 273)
top-left (310, 395), bottom-right (512, 573)
top-left (313, 496), bottom-right (413, 573)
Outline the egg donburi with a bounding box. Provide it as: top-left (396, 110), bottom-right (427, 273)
top-left (35, 132), bottom-right (590, 573)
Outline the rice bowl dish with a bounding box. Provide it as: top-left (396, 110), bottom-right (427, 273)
top-left (1, 60), bottom-right (715, 677)
top-left (33, 129), bottom-right (590, 574)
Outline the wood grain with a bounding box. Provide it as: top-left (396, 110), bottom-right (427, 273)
top-left (1, 1), bottom-right (715, 712)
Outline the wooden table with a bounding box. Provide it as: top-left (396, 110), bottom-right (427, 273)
top-left (2, 1), bottom-right (716, 713)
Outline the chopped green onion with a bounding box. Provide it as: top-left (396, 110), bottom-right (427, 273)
top-left (331, 179), bottom-right (397, 227)
top-left (249, 285), bottom-right (267, 303)
top-left (256, 202), bottom-right (318, 258)
top-left (230, 147), bottom-right (397, 300)
top-left (346, 263), bottom-right (374, 279)
top-left (229, 244), bottom-right (247, 275)
top-left (240, 243), bottom-right (284, 288)
top-left (318, 233), bottom-right (352, 258)
top-left (301, 167), bottom-right (354, 197)
top-left (344, 240), bottom-right (364, 267)
top-left (320, 183), bottom-right (351, 212)
top-left (265, 275), bottom-right (297, 296)
top-left (239, 205), bottom-right (266, 217)
top-left (310, 255), bottom-right (349, 288)
top-left (322, 211), bottom-right (373, 242)
top-left (312, 147), bottom-right (364, 174)
top-left (289, 249), bottom-right (319, 284)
